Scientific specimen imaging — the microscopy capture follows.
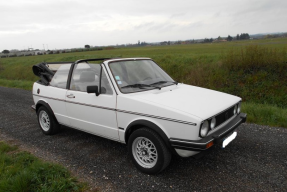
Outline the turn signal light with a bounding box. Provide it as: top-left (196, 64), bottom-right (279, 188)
top-left (206, 141), bottom-right (214, 149)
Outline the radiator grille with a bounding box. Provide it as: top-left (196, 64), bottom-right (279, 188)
top-left (215, 106), bottom-right (235, 127)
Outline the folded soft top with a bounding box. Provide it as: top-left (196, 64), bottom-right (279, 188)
top-left (32, 63), bottom-right (55, 85)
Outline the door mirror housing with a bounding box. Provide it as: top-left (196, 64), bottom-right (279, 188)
top-left (87, 86), bottom-right (107, 96)
top-left (87, 85), bottom-right (100, 96)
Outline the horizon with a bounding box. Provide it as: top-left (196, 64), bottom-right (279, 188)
top-left (2, 31), bottom-right (286, 52)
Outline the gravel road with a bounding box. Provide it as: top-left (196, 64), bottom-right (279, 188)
top-left (0, 86), bottom-right (286, 192)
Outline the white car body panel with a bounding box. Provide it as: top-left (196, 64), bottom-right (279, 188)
top-left (133, 83), bottom-right (241, 120)
top-left (116, 87), bottom-right (202, 142)
top-left (115, 82), bottom-right (240, 142)
top-left (65, 90), bottom-right (119, 141)
top-left (32, 83), bottom-right (70, 125)
top-left (117, 111), bottom-right (200, 143)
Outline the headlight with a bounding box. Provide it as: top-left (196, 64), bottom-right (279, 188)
top-left (210, 117), bottom-right (216, 129)
top-left (233, 105), bottom-right (237, 115)
top-left (200, 120), bottom-right (209, 137)
top-left (237, 102), bottom-right (241, 114)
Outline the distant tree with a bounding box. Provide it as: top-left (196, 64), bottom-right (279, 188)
top-left (2, 50), bottom-right (9, 54)
top-left (203, 38), bottom-right (213, 43)
top-left (160, 41), bottom-right (169, 45)
top-left (84, 45), bottom-right (90, 49)
top-left (265, 34), bottom-right (279, 38)
top-left (246, 33), bottom-right (250, 39)
top-left (236, 34), bottom-right (240, 40)
top-left (227, 35), bottom-right (233, 41)
top-left (217, 36), bottom-right (222, 41)
top-left (239, 33), bottom-right (250, 40)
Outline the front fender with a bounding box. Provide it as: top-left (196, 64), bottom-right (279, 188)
top-left (125, 119), bottom-right (177, 155)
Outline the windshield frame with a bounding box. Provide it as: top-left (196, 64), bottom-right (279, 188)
top-left (108, 58), bottom-right (176, 94)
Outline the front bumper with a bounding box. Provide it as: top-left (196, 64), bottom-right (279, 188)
top-left (170, 113), bottom-right (247, 151)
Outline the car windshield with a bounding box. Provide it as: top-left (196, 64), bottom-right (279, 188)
top-left (109, 59), bottom-right (176, 93)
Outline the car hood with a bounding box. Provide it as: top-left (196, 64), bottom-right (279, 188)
top-left (131, 84), bottom-right (241, 120)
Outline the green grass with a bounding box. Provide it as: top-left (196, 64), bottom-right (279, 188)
top-left (0, 142), bottom-right (86, 192)
top-left (0, 37), bottom-right (286, 128)
top-left (0, 79), bottom-right (33, 90)
top-left (242, 102), bottom-right (287, 128)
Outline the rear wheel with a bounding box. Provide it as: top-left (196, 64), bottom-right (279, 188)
top-left (37, 106), bottom-right (60, 135)
top-left (128, 128), bottom-right (171, 174)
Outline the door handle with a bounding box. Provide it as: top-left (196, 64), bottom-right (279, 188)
top-left (67, 94), bottom-right (75, 98)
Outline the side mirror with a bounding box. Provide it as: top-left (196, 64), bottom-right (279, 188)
top-left (87, 86), bottom-right (107, 96)
top-left (87, 85), bottom-right (99, 96)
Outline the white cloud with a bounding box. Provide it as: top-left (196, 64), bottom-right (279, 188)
top-left (0, 0), bottom-right (286, 50)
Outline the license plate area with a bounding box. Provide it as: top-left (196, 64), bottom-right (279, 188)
top-left (222, 131), bottom-right (237, 148)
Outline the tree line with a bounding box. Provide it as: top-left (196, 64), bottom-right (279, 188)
top-left (226, 33), bottom-right (250, 41)
top-left (201, 33), bottom-right (250, 43)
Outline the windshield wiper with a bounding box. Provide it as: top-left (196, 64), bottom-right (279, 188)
top-left (150, 81), bottom-right (178, 85)
top-left (121, 83), bottom-right (161, 90)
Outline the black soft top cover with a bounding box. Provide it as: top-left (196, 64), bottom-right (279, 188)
top-left (32, 63), bottom-right (55, 85)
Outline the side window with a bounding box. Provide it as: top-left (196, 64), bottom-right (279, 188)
top-left (49, 64), bottom-right (71, 89)
top-left (70, 63), bottom-right (113, 95)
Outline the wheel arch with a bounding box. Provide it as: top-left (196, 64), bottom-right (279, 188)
top-left (36, 100), bottom-right (59, 124)
top-left (125, 119), bottom-right (176, 155)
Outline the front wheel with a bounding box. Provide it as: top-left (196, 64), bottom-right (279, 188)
top-left (128, 128), bottom-right (171, 174)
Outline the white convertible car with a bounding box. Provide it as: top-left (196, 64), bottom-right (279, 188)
top-left (32, 58), bottom-right (246, 174)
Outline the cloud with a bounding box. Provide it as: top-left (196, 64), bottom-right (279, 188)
top-left (0, 0), bottom-right (286, 50)
top-left (170, 13), bottom-right (186, 19)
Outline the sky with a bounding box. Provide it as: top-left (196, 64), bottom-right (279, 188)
top-left (0, 0), bottom-right (286, 51)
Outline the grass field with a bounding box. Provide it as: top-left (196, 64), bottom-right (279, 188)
top-left (0, 141), bottom-right (86, 192)
top-left (0, 37), bottom-right (286, 127)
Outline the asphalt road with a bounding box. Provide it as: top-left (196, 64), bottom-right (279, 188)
top-left (0, 86), bottom-right (286, 192)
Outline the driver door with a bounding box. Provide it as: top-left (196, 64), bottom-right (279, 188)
top-left (65, 63), bottom-right (119, 141)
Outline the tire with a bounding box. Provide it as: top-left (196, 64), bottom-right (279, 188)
top-left (128, 127), bottom-right (171, 174)
top-left (37, 106), bottom-right (60, 135)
